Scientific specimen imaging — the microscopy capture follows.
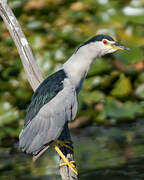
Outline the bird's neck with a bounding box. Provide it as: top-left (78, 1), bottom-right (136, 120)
top-left (63, 48), bottom-right (99, 92)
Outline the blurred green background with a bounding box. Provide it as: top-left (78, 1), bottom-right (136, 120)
top-left (0, 0), bottom-right (144, 179)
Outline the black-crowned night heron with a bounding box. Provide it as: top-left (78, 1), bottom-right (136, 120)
top-left (19, 34), bottom-right (129, 175)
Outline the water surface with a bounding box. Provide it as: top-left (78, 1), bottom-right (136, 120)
top-left (0, 121), bottom-right (144, 180)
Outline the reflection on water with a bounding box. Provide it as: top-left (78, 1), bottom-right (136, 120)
top-left (0, 121), bottom-right (144, 180)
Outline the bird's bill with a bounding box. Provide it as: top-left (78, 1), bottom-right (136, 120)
top-left (111, 42), bottom-right (130, 50)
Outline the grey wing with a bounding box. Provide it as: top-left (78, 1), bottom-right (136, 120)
top-left (19, 80), bottom-right (77, 155)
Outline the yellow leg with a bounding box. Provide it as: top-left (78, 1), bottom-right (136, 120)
top-left (53, 141), bottom-right (78, 175)
top-left (59, 161), bottom-right (75, 167)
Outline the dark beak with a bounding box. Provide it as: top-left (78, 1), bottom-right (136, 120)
top-left (112, 42), bottom-right (130, 50)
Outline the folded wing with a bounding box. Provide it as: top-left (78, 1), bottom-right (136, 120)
top-left (19, 70), bottom-right (77, 155)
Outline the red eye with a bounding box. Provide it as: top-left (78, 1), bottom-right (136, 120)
top-left (102, 39), bottom-right (107, 44)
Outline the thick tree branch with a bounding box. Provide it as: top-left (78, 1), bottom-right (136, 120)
top-left (0, 0), bottom-right (78, 179)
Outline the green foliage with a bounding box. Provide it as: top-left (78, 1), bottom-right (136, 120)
top-left (111, 74), bottom-right (132, 97)
top-left (103, 98), bottom-right (144, 120)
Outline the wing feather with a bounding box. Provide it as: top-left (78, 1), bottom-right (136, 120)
top-left (19, 74), bottom-right (77, 155)
top-left (24, 69), bottom-right (67, 127)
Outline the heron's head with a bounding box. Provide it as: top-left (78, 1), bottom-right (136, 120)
top-left (75, 34), bottom-right (129, 58)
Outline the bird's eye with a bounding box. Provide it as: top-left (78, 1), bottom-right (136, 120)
top-left (102, 39), bottom-right (107, 44)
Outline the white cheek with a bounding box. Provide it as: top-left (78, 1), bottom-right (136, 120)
top-left (99, 43), bottom-right (111, 54)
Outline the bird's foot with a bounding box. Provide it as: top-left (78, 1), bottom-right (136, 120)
top-left (53, 140), bottom-right (78, 175)
top-left (56, 140), bottom-right (73, 151)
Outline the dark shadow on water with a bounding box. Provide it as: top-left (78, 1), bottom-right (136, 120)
top-left (80, 158), bottom-right (144, 180)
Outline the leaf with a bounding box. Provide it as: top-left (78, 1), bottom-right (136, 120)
top-left (82, 90), bottom-right (105, 105)
top-left (103, 98), bottom-right (144, 119)
top-left (111, 74), bottom-right (132, 97)
top-left (135, 84), bottom-right (144, 100)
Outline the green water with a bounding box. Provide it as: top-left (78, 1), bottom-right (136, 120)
top-left (0, 121), bottom-right (144, 180)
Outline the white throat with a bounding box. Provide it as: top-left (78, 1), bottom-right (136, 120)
top-left (63, 45), bottom-right (99, 92)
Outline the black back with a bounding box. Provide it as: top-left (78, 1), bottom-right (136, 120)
top-left (24, 69), bottom-right (67, 127)
top-left (75, 34), bottom-right (114, 53)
